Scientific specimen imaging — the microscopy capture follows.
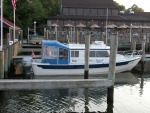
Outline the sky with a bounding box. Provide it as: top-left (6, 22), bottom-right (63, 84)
top-left (114, 0), bottom-right (150, 12)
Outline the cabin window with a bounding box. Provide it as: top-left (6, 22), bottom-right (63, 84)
top-left (90, 51), bottom-right (95, 57)
top-left (43, 46), bottom-right (58, 59)
top-left (59, 48), bottom-right (68, 59)
top-left (71, 51), bottom-right (79, 57)
top-left (90, 51), bottom-right (109, 57)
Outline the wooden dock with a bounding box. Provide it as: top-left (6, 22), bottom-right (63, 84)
top-left (0, 79), bottom-right (112, 90)
top-left (144, 54), bottom-right (150, 61)
top-left (13, 55), bottom-right (41, 59)
top-left (19, 48), bottom-right (41, 52)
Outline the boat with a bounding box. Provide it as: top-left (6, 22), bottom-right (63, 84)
top-left (31, 40), bottom-right (142, 76)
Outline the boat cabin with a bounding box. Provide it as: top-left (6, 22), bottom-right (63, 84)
top-left (69, 41), bottom-right (110, 64)
top-left (41, 40), bottom-right (110, 65)
top-left (42, 40), bottom-right (70, 64)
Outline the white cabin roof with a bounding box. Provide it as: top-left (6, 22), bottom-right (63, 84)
top-left (67, 41), bottom-right (110, 50)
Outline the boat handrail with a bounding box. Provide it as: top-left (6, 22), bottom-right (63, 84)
top-left (118, 50), bottom-right (142, 57)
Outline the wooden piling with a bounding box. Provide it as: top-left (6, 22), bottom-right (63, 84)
top-left (4, 48), bottom-right (8, 78)
top-left (84, 32), bottom-right (90, 79)
top-left (66, 35), bottom-right (70, 43)
top-left (141, 41), bottom-right (146, 72)
top-left (142, 41), bottom-right (145, 62)
top-left (107, 31), bottom-right (118, 102)
top-left (14, 42), bottom-right (17, 56)
top-left (10, 45), bottom-right (13, 65)
top-left (75, 30), bottom-right (78, 44)
top-left (0, 50), bottom-right (4, 79)
top-left (67, 30), bottom-right (70, 43)
top-left (20, 30), bottom-right (23, 48)
top-left (44, 28), bottom-right (46, 39)
top-left (27, 27), bottom-right (30, 43)
top-left (46, 30), bottom-right (49, 40)
top-left (133, 40), bottom-right (136, 50)
top-left (8, 45), bottom-right (11, 77)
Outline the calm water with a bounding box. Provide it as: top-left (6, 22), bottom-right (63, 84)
top-left (0, 63), bottom-right (150, 112)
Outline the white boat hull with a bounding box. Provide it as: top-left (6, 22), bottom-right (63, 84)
top-left (32, 57), bottom-right (141, 76)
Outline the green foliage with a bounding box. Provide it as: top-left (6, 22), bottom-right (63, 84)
top-left (3, 0), bottom-right (144, 38)
top-left (3, 0), bottom-right (60, 37)
top-left (114, 1), bottom-right (144, 12)
top-left (127, 4), bottom-right (144, 12)
top-left (114, 1), bottom-right (125, 11)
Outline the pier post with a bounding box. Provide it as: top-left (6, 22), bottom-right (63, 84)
top-left (75, 29), bottom-right (78, 44)
top-left (27, 27), bottom-right (30, 43)
top-left (8, 45), bottom-right (11, 77)
top-left (20, 30), bottom-right (23, 48)
top-left (141, 40), bottom-right (146, 71)
top-left (46, 30), bottom-right (49, 40)
top-left (107, 30), bottom-right (118, 102)
top-left (44, 28), bottom-right (46, 39)
top-left (4, 48), bottom-right (8, 78)
top-left (142, 40), bottom-right (145, 61)
top-left (0, 50), bottom-right (4, 79)
top-left (133, 40), bottom-right (136, 50)
top-left (84, 32), bottom-right (90, 79)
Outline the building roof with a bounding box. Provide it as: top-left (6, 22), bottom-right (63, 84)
top-left (49, 15), bottom-right (126, 21)
top-left (0, 16), bottom-right (21, 29)
top-left (119, 12), bottom-right (150, 22)
top-left (61, 0), bottom-right (117, 8)
top-left (49, 12), bottom-right (150, 22)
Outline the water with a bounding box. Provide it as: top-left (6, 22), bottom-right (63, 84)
top-left (0, 73), bottom-right (150, 113)
top-left (0, 63), bottom-right (150, 112)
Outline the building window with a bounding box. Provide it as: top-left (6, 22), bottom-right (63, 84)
top-left (112, 9), bottom-right (118, 16)
top-left (98, 9), bottom-right (105, 15)
top-left (63, 8), bottom-right (69, 15)
top-left (84, 9), bottom-right (90, 15)
top-left (104, 9), bottom-right (111, 16)
top-left (109, 10), bottom-right (112, 16)
top-left (69, 8), bottom-right (76, 15)
top-left (71, 51), bottom-right (79, 57)
top-left (91, 9), bottom-right (97, 15)
top-left (77, 8), bottom-right (83, 15)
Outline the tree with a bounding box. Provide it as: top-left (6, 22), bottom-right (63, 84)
top-left (127, 4), bottom-right (144, 12)
top-left (3, 0), bottom-right (60, 37)
top-left (39, 0), bottom-right (60, 17)
top-left (114, 1), bottom-right (125, 11)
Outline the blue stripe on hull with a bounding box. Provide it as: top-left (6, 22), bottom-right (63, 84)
top-left (37, 60), bottom-right (135, 69)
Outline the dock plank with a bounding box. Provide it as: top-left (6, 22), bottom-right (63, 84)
top-left (0, 79), bottom-right (112, 90)
top-left (19, 48), bottom-right (41, 52)
top-left (22, 44), bottom-right (41, 48)
top-left (13, 55), bottom-right (41, 59)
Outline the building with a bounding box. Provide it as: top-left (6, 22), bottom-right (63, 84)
top-left (0, 17), bottom-right (21, 46)
top-left (47, 0), bottom-right (150, 44)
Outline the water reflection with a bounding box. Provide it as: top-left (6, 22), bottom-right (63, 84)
top-left (1, 71), bottom-right (150, 112)
top-left (84, 88), bottom-right (89, 112)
